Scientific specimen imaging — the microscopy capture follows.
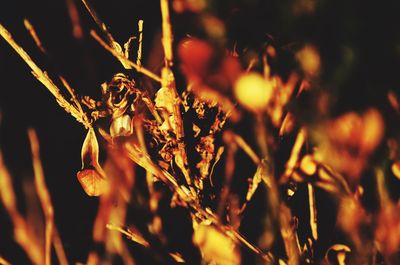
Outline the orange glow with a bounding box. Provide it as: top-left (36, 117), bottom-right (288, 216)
top-left (296, 45), bottom-right (320, 76)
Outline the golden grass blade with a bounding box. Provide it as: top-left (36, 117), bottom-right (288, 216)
top-left (91, 30), bottom-right (162, 83)
top-left (28, 129), bottom-right (55, 265)
top-left (23, 19), bottom-right (46, 54)
top-left (160, 0), bottom-right (173, 66)
top-left (81, 0), bottom-right (116, 47)
top-left (0, 24), bottom-right (91, 128)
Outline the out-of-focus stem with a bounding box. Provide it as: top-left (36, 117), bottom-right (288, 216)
top-left (53, 228), bottom-right (68, 265)
top-left (65, 0), bottom-right (84, 39)
top-left (28, 129), bottom-right (54, 265)
top-left (0, 153), bottom-right (43, 264)
top-left (0, 256), bottom-right (12, 265)
top-left (23, 19), bottom-right (47, 54)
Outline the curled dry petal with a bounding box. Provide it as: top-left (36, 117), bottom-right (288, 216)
top-left (77, 128), bottom-right (107, 196)
top-left (325, 244), bottom-right (351, 265)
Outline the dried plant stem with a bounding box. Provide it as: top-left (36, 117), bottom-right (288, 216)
top-left (160, 0), bottom-right (173, 66)
top-left (307, 183), bottom-right (318, 240)
top-left (136, 20), bottom-right (143, 66)
top-left (65, 0), bottom-right (84, 39)
top-left (159, 0), bottom-right (191, 187)
top-left (0, 153), bottom-right (43, 264)
top-left (161, 68), bottom-right (193, 187)
top-left (53, 228), bottom-right (68, 265)
top-left (106, 224), bottom-right (150, 248)
top-left (217, 136), bottom-right (237, 216)
top-left (229, 131), bottom-right (260, 164)
top-left (59, 76), bottom-right (86, 117)
top-left (23, 19), bottom-right (46, 54)
top-left (91, 30), bottom-right (162, 83)
top-left (0, 24), bottom-right (91, 128)
top-left (282, 128), bottom-right (306, 182)
top-left (28, 129), bottom-right (55, 265)
top-left (81, 0), bottom-right (116, 47)
top-left (254, 116), bottom-right (299, 264)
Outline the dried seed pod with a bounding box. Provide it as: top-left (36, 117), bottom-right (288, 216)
top-left (77, 128), bottom-right (107, 196)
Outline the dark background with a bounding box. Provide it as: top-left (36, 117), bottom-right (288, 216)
top-left (1, 0), bottom-right (400, 264)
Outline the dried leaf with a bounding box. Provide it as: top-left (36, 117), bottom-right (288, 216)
top-left (77, 128), bottom-right (107, 196)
